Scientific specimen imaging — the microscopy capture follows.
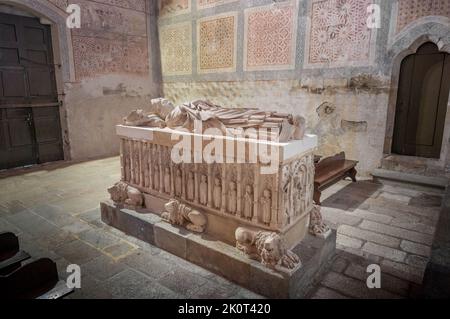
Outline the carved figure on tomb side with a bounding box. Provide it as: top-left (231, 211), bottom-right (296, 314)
top-left (161, 199), bottom-right (207, 233)
top-left (144, 162), bottom-right (150, 188)
top-left (199, 174), bottom-right (208, 205)
top-left (309, 205), bottom-right (331, 239)
top-left (124, 156), bottom-right (131, 182)
top-left (228, 181), bottom-right (237, 215)
top-left (213, 177), bottom-right (222, 209)
top-left (108, 181), bottom-right (143, 208)
top-left (235, 227), bottom-right (300, 270)
top-left (175, 169), bottom-right (182, 197)
top-left (164, 167), bottom-right (171, 194)
top-left (154, 164), bottom-right (160, 191)
top-left (261, 189), bottom-right (272, 225)
top-left (243, 185), bottom-right (253, 220)
top-left (187, 171), bottom-right (195, 201)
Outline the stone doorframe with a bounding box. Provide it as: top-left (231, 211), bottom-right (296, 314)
top-left (383, 16), bottom-right (450, 169)
top-left (1, 0), bottom-right (75, 160)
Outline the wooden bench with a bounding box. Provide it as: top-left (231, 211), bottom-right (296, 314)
top-left (314, 152), bottom-right (358, 205)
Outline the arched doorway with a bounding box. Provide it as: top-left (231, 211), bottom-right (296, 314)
top-left (392, 42), bottom-right (450, 158)
top-left (0, 11), bottom-right (63, 169)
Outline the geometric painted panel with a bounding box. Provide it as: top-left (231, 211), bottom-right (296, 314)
top-left (159, 0), bottom-right (191, 17)
top-left (307, 0), bottom-right (374, 66)
top-left (48, 0), bottom-right (68, 10)
top-left (197, 12), bottom-right (237, 73)
top-left (396, 0), bottom-right (450, 34)
top-left (72, 35), bottom-right (149, 80)
top-left (197, 0), bottom-right (238, 10)
top-left (78, 0), bottom-right (146, 12)
top-left (244, 1), bottom-right (298, 71)
top-left (159, 22), bottom-right (192, 76)
top-left (71, 0), bottom-right (147, 38)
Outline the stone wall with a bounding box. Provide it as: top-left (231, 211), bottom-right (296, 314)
top-left (1, 0), bottom-right (162, 161)
top-left (158, 0), bottom-right (450, 176)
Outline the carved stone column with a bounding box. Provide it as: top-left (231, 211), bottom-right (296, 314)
top-left (120, 138), bottom-right (125, 181)
top-left (237, 164), bottom-right (242, 217)
top-left (207, 165), bottom-right (213, 208)
top-left (252, 165), bottom-right (259, 223)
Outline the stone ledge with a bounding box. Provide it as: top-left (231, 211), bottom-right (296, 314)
top-left (372, 168), bottom-right (448, 189)
top-left (100, 200), bottom-right (336, 298)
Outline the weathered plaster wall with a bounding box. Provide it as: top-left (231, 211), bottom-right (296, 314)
top-left (158, 0), bottom-right (450, 176)
top-left (1, 0), bottom-right (162, 161)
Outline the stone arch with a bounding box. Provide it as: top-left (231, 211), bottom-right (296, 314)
top-left (2, 0), bottom-right (76, 83)
top-left (383, 19), bottom-right (450, 165)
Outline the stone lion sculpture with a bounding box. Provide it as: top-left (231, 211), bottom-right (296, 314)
top-left (309, 205), bottom-right (331, 238)
top-left (161, 199), bottom-right (207, 233)
top-left (108, 181), bottom-right (143, 207)
top-left (235, 227), bottom-right (300, 270)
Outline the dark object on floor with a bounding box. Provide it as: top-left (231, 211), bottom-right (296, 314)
top-left (0, 258), bottom-right (59, 299)
top-left (0, 232), bottom-right (30, 275)
top-left (314, 152), bottom-right (358, 205)
top-left (0, 232), bottom-right (74, 299)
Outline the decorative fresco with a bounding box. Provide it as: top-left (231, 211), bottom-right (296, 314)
top-left (197, 13), bottom-right (237, 73)
top-left (197, 0), bottom-right (238, 10)
top-left (72, 0), bottom-right (147, 38)
top-left (159, 0), bottom-right (191, 17)
top-left (306, 0), bottom-right (374, 67)
top-left (68, 0), bottom-right (149, 80)
top-left (396, 0), bottom-right (450, 34)
top-left (77, 0), bottom-right (146, 12)
top-left (48, 0), bottom-right (68, 10)
top-left (159, 22), bottom-right (193, 76)
top-left (244, 1), bottom-right (298, 71)
top-left (72, 35), bottom-right (149, 79)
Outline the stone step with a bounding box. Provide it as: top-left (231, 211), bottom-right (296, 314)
top-left (372, 168), bottom-right (448, 191)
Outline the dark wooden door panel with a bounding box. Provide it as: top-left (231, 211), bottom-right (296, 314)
top-left (0, 12), bottom-right (62, 169)
top-left (1, 70), bottom-right (26, 97)
top-left (0, 107), bottom-right (36, 169)
top-left (392, 43), bottom-right (450, 158)
top-left (0, 47), bottom-right (20, 65)
top-left (0, 21), bottom-right (17, 42)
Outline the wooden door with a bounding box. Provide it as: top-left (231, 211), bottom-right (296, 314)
top-left (392, 42), bottom-right (450, 158)
top-left (0, 12), bottom-right (63, 170)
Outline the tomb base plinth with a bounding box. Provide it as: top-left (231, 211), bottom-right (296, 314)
top-left (101, 200), bottom-right (336, 298)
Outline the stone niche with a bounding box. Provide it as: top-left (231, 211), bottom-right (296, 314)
top-left (101, 120), bottom-right (335, 298)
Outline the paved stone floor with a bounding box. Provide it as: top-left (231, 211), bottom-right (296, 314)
top-left (0, 157), bottom-right (443, 299)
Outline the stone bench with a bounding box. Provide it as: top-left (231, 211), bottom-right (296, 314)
top-left (314, 152), bottom-right (358, 205)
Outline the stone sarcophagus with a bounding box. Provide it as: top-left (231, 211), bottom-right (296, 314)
top-left (115, 124), bottom-right (318, 247)
top-left (101, 99), bottom-right (334, 297)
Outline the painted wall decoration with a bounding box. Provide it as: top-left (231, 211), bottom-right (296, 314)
top-left (244, 1), bottom-right (298, 71)
top-left (70, 0), bottom-right (149, 80)
top-left (72, 0), bottom-right (147, 38)
top-left (80, 0), bottom-right (146, 12)
top-left (306, 0), bottom-right (374, 67)
top-left (197, 12), bottom-right (237, 73)
top-left (159, 22), bottom-right (193, 76)
top-left (159, 0), bottom-right (191, 17)
top-left (72, 35), bottom-right (149, 79)
top-left (197, 0), bottom-right (238, 10)
top-left (396, 0), bottom-right (450, 34)
top-left (48, 0), bottom-right (68, 10)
